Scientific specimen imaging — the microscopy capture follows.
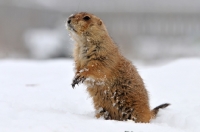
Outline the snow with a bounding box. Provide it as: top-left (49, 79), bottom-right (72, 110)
top-left (0, 58), bottom-right (200, 132)
top-left (79, 68), bottom-right (89, 73)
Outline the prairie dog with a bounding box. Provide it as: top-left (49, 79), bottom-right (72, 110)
top-left (66, 12), bottom-right (169, 123)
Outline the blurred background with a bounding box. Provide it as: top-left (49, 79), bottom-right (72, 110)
top-left (1, 0), bottom-right (200, 63)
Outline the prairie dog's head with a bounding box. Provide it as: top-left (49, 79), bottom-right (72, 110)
top-left (66, 12), bottom-right (107, 41)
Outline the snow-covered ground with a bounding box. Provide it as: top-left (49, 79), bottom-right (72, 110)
top-left (0, 58), bottom-right (200, 132)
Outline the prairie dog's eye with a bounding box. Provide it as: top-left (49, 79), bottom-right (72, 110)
top-left (83, 16), bottom-right (90, 21)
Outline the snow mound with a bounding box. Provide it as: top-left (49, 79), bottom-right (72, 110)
top-left (0, 58), bottom-right (200, 132)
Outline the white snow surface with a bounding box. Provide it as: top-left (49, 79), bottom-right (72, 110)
top-left (0, 58), bottom-right (200, 132)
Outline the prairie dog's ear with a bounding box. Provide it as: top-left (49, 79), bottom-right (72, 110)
top-left (98, 19), bottom-right (102, 25)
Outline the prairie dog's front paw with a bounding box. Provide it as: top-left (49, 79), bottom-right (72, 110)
top-left (71, 74), bottom-right (86, 88)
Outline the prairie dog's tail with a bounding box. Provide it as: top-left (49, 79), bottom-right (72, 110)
top-left (151, 103), bottom-right (170, 118)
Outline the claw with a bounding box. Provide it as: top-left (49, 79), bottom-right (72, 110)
top-left (72, 83), bottom-right (75, 89)
top-left (82, 77), bottom-right (86, 83)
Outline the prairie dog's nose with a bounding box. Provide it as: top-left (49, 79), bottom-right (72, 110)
top-left (68, 14), bottom-right (75, 24)
top-left (67, 19), bottom-right (71, 24)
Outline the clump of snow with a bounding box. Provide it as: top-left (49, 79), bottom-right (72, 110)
top-left (95, 81), bottom-right (105, 86)
top-left (104, 90), bottom-right (107, 94)
top-left (87, 38), bottom-right (91, 42)
top-left (0, 58), bottom-right (200, 132)
top-left (79, 68), bottom-right (89, 73)
top-left (85, 77), bottom-right (106, 87)
top-left (69, 14), bottom-right (74, 17)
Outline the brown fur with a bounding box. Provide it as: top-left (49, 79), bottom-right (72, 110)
top-left (67, 12), bottom-right (170, 123)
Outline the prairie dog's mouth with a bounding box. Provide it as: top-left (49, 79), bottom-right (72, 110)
top-left (66, 17), bottom-right (77, 33)
top-left (68, 24), bottom-right (77, 32)
top-left (65, 21), bottom-right (77, 33)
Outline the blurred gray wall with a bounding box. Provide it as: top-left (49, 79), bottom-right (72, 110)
top-left (1, 0), bottom-right (200, 62)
